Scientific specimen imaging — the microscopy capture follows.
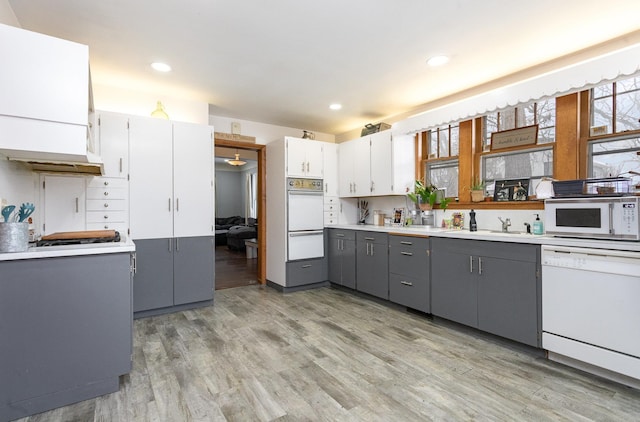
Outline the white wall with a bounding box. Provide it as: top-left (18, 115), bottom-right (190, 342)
top-left (0, 0), bottom-right (18, 26)
top-left (214, 169), bottom-right (244, 218)
top-left (209, 113), bottom-right (335, 145)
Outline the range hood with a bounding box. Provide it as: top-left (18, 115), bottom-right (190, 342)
top-left (6, 151), bottom-right (104, 176)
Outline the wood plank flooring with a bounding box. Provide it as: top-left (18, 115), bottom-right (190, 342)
top-left (19, 285), bottom-right (640, 421)
top-left (214, 245), bottom-right (258, 290)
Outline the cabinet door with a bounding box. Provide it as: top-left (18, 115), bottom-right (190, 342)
top-left (341, 238), bottom-right (357, 289)
top-left (133, 238), bottom-right (174, 312)
top-left (173, 236), bottom-right (214, 305)
top-left (338, 139), bottom-right (356, 197)
top-left (173, 122), bottom-right (214, 238)
top-left (286, 138), bottom-right (308, 177)
top-left (128, 117), bottom-right (173, 240)
top-left (98, 112), bottom-right (129, 178)
top-left (477, 255), bottom-right (539, 347)
top-left (430, 238), bottom-right (478, 327)
top-left (323, 143), bottom-right (338, 196)
top-left (305, 140), bottom-right (324, 178)
top-left (356, 232), bottom-right (388, 299)
top-left (42, 175), bottom-right (86, 235)
top-left (391, 134), bottom-right (416, 195)
top-left (353, 137), bottom-right (371, 196)
top-left (369, 131), bottom-right (393, 196)
top-left (328, 236), bottom-right (342, 284)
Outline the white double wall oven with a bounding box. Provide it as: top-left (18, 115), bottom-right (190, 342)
top-left (287, 177), bottom-right (324, 261)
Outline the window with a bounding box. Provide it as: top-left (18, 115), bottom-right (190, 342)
top-left (424, 124), bottom-right (460, 197)
top-left (591, 75), bottom-right (640, 135)
top-left (482, 99), bottom-right (556, 195)
top-left (589, 75), bottom-right (640, 188)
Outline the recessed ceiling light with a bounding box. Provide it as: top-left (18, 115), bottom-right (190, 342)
top-left (426, 55), bottom-right (450, 67)
top-left (329, 103), bottom-right (342, 110)
top-left (151, 62), bottom-right (172, 72)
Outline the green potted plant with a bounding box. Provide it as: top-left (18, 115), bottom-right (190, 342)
top-left (470, 178), bottom-right (486, 202)
top-left (407, 180), bottom-right (450, 211)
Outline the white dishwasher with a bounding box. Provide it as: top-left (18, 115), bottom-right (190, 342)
top-left (541, 245), bottom-right (640, 386)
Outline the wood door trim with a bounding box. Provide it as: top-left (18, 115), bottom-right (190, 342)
top-left (214, 138), bottom-right (266, 284)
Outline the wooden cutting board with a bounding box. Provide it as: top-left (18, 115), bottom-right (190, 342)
top-left (40, 230), bottom-right (118, 240)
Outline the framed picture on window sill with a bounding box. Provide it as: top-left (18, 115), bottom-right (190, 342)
top-left (493, 179), bottom-right (529, 202)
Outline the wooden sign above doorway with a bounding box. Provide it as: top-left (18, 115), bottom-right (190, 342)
top-left (214, 131), bottom-right (256, 143)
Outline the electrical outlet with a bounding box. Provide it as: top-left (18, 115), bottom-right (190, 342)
top-left (231, 121), bottom-right (241, 134)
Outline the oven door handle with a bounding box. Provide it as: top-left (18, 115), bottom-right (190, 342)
top-left (289, 230), bottom-right (324, 237)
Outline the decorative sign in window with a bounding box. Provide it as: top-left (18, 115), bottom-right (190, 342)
top-left (490, 125), bottom-right (538, 150)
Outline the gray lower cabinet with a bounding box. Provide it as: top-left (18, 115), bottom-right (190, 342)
top-left (388, 235), bottom-right (430, 313)
top-left (0, 253), bottom-right (132, 421)
top-left (431, 237), bottom-right (541, 347)
top-left (133, 236), bottom-right (214, 314)
top-left (356, 231), bottom-right (389, 299)
top-left (328, 228), bottom-right (356, 289)
top-left (286, 257), bottom-right (328, 287)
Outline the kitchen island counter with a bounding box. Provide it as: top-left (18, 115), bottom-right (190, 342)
top-left (0, 237), bottom-right (135, 261)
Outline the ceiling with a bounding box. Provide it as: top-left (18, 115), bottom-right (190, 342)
top-left (8, 1), bottom-right (640, 135)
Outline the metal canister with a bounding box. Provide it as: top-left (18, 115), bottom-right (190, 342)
top-left (0, 222), bottom-right (29, 252)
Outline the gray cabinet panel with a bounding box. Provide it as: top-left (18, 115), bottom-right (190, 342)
top-left (356, 231), bottom-right (389, 299)
top-left (174, 236), bottom-right (214, 305)
top-left (431, 238), bottom-right (478, 327)
top-left (133, 238), bottom-right (174, 312)
top-left (328, 228), bottom-right (356, 289)
top-left (389, 242), bottom-right (429, 276)
top-left (286, 258), bottom-right (328, 287)
top-left (0, 253), bottom-right (131, 419)
top-left (389, 273), bottom-right (429, 313)
top-left (388, 235), bottom-right (429, 250)
top-left (431, 237), bottom-right (541, 347)
top-left (477, 255), bottom-right (539, 346)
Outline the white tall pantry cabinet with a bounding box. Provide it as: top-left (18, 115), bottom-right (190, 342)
top-left (128, 116), bottom-right (215, 315)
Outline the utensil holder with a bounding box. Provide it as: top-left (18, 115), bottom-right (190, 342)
top-left (0, 222), bottom-right (29, 252)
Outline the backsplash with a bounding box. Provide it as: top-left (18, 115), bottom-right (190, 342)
top-left (343, 195), bottom-right (545, 233)
top-left (0, 154), bottom-right (38, 220)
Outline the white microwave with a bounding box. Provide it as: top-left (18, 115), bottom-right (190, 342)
top-left (545, 196), bottom-right (640, 241)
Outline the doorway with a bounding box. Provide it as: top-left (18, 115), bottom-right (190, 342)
top-left (214, 140), bottom-right (266, 289)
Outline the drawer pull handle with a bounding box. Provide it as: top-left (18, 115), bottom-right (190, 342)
top-left (336, 234), bottom-right (345, 237)
top-left (104, 215), bottom-right (109, 219)
top-left (104, 181), bottom-right (109, 186)
top-left (104, 191), bottom-right (109, 196)
top-left (301, 264), bottom-right (312, 269)
top-left (400, 241), bottom-right (413, 245)
top-left (104, 203), bottom-right (109, 208)
top-left (400, 281), bottom-right (413, 286)
top-left (401, 251), bottom-right (413, 256)
top-left (364, 237), bottom-right (375, 241)
top-left (104, 225), bottom-right (109, 229)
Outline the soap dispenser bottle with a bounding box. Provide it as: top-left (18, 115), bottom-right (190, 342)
top-left (532, 214), bottom-right (543, 235)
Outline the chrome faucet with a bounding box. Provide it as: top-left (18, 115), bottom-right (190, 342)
top-left (498, 217), bottom-right (511, 232)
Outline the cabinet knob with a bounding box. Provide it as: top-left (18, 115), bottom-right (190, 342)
top-left (104, 225), bottom-right (109, 229)
top-left (104, 181), bottom-right (109, 186)
top-left (104, 191), bottom-right (109, 196)
top-left (104, 215), bottom-right (109, 219)
top-left (104, 203), bottom-right (109, 208)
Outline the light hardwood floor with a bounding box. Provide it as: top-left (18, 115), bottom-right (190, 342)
top-left (20, 285), bottom-right (640, 421)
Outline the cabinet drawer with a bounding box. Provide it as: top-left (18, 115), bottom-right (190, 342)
top-left (86, 187), bottom-right (127, 200)
top-left (328, 229), bottom-right (355, 241)
top-left (86, 222), bottom-right (128, 233)
top-left (86, 210), bottom-right (127, 223)
top-left (286, 258), bottom-right (328, 287)
top-left (324, 196), bottom-right (338, 206)
top-left (356, 231), bottom-right (388, 244)
top-left (389, 245), bottom-right (429, 276)
top-left (87, 177), bottom-right (128, 189)
top-left (324, 212), bottom-right (338, 225)
top-left (389, 235), bottom-right (429, 249)
top-left (389, 273), bottom-right (429, 313)
top-left (324, 202), bottom-right (339, 212)
top-left (86, 199), bottom-right (127, 211)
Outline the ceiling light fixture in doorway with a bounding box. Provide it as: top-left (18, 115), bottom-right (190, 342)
top-left (225, 151), bottom-right (246, 166)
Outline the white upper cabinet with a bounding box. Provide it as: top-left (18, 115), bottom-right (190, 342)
top-left (97, 112), bottom-right (129, 178)
top-left (41, 175), bottom-right (86, 235)
top-left (128, 116), bottom-right (214, 240)
top-left (323, 142), bottom-right (338, 196)
top-left (286, 137), bottom-right (324, 178)
top-left (129, 117), bottom-right (174, 240)
top-left (0, 24), bottom-right (91, 160)
top-left (338, 130), bottom-right (415, 198)
top-left (172, 121), bottom-right (214, 238)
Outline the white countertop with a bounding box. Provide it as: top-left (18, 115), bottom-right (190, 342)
top-left (329, 224), bottom-right (640, 252)
top-left (0, 237), bottom-right (136, 261)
